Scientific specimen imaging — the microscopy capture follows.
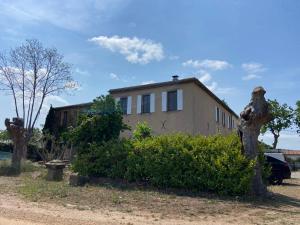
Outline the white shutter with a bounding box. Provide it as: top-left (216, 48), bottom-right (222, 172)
top-left (150, 93), bottom-right (155, 113)
top-left (162, 92), bottom-right (167, 112)
top-left (227, 115), bottom-right (230, 128)
top-left (137, 95), bottom-right (142, 114)
top-left (177, 89), bottom-right (183, 110)
top-left (127, 96), bottom-right (132, 114)
top-left (215, 106), bottom-right (218, 122)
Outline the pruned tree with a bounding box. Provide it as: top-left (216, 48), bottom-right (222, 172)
top-left (0, 39), bottom-right (75, 173)
top-left (261, 99), bottom-right (294, 149)
top-left (295, 101), bottom-right (300, 135)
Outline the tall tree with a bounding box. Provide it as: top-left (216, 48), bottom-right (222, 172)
top-left (0, 39), bottom-right (75, 173)
top-left (261, 99), bottom-right (294, 149)
top-left (295, 100), bottom-right (300, 135)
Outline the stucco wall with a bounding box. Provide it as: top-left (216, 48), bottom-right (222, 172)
top-left (111, 82), bottom-right (238, 137)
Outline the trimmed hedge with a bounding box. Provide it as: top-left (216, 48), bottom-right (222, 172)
top-left (72, 134), bottom-right (257, 195)
top-left (126, 134), bottom-right (255, 195)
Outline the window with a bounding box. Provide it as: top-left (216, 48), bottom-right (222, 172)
top-left (215, 107), bottom-right (220, 123)
top-left (142, 94), bottom-right (150, 113)
top-left (228, 115), bottom-right (233, 129)
top-left (63, 111), bottom-right (68, 127)
top-left (221, 112), bottom-right (226, 127)
top-left (167, 90), bottom-right (177, 111)
top-left (119, 97), bottom-right (128, 114)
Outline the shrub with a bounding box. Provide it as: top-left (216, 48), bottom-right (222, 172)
top-left (133, 122), bottom-right (152, 140)
top-left (72, 132), bottom-right (258, 195)
top-left (72, 139), bottom-right (132, 178)
top-left (126, 134), bottom-right (255, 195)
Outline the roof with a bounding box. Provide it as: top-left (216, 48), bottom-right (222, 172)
top-left (109, 77), bottom-right (239, 118)
top-left (280, 150), bottom-right (300, 155)
top-left (53, 102), bottom-right (92, 110)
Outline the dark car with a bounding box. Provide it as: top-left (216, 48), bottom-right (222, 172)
top-left (265, 154), bottom-right (291, 185)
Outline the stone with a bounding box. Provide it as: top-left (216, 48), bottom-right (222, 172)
top-left (69, 173), bottom-right (89, 186)
top-left (45, 160), bottom-right (66, 181)
top-left (238, 86), bottom-right (273, 196)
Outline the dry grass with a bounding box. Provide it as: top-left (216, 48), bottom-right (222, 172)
top-left (0, 167), bottom-right (300, 224)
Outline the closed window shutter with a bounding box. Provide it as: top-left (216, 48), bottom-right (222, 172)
top-left (177, 89), bottom-right (183, 110)
top-left (127, 96), bottom-right (132, 114)
top-left (150, 93), bottom-right (155, 113)
top-left (162, 92), bottom-right (167, 112)
top-left (215, 106), bottom-right (218, 122)
top-left (137, 95), bottom-right (142, 114)
top-left (228, 115), bottom-right (230, 128)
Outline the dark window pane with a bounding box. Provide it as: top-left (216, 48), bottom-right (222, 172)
top-left (63, 111), bottom-right (68, 127)
top-left (167, 90), bottom-right (177, 111)
top-left (142, 94), bottom-right (150, 113)
top-left (120, 97), bottom-right (128, 114)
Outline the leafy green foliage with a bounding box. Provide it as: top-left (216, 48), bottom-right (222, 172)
top-left (70, 95), bottom-right (130, 176)
top-left (295, 100), bottom-right (300, 135)
top-left (133, 122), bottom-right (152, 140)
top-left (261, 99), bottom-right (294, 149)
top-left (0, 130), bottom-right (10, 143)
top-left (126, 134), bottom-right (255, 195)
top-left (69, 95), bottom-right (129, 145)
top-left (43, 106), bottom-right (57, 136)
top-left (72, 132), bottom-right (256, 195)
top-left (72, 139), bottom-right (132, 178)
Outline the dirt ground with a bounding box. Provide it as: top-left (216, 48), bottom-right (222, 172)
top-left (0, 171), bottom-right (299, 225)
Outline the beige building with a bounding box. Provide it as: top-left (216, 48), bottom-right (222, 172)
top-left (50, 76), bottom-right (239, 137)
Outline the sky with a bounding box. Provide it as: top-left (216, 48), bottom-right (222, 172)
top-left (0, 0), bottom-right (299, 149)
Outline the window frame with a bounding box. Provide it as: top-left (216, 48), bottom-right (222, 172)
top-left (119, 97), bottom-right (128, 115)
top-left (141, 94), bottom-right (151, 114)
top-left (167, 90), bottom-right (178, 112)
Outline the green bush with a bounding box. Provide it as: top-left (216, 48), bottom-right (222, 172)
top-left (133, 122), bottom-right (152, 140)
top-left (72, 132), bottom-right (259, 195)
top-left (126, 134), bottom-right (255, 195)
top-left (72, 139), bottom-right (132, 178)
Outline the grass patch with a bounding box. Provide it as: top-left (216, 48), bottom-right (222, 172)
top-left (0, 160), bottom-right (41, 176)
top-left (19, 176), bottom-right (70, 202)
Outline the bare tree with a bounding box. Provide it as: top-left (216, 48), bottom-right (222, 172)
top-left (0, 39), bottom-right (75, 173)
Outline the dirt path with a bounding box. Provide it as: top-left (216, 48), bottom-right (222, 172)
top-left (0, 172), bottom-right (299, 225)
top-left (0, 193), bottom-right (233, 225)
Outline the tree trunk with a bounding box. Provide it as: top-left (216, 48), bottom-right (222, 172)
top-left (241, 127), bottom-right (267, 196)
top-left (272, 134), bottom-right (279, 149)
top-left (11, 138), bottom-right (26, 173)
top-left (238, 87), bottom-right (273, 196)
top-left (5, 118), bottom-right (25, 175)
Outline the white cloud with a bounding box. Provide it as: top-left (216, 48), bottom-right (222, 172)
top-left (242, 63), bottom-right (266, 73)
top-left (141, 80), bottom-right (155, 85)
top-left (89, 35), bottom-right (164, 64)
top-left (0, 0), bottom-right (129, 31)
top-left (242, 74), bottom-right (262, 81)
top-left (198, 70), bottom-right (212, 83)
top-left (207, 81), bottom-right (218, 91)
top-left (64, 81), bottom-right (81, 90)
top-left (109, 72), bottom-right (129, 82)
top-left (110, 73), bottom-right (120, 81)
top-left (75, 68), bottom-right (89, 77)
top-left (183, 59), bottom-right (231, 71)
top-left (215, 87), bottom-right (235, 95)
top-left (241, 62), bottom-right (266, 81)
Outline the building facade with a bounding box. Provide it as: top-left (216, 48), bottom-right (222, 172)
top-left (50, 76), bottom-right (239, 137)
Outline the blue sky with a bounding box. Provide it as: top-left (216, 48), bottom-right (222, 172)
top-left (0, 0), bottom-right (299, 148)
